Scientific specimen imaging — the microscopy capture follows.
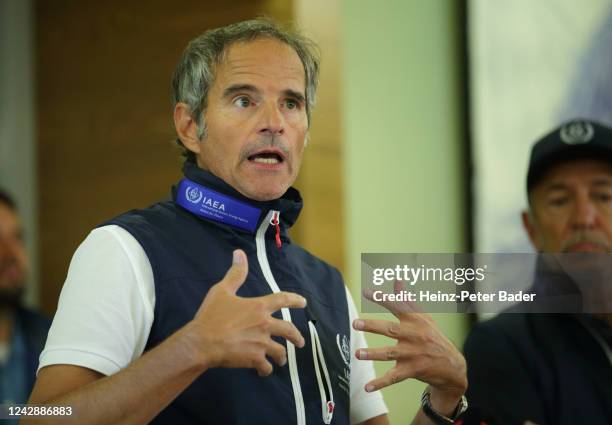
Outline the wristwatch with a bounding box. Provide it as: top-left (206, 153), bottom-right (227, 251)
top-left (420, 389), bottom-right (468, 425)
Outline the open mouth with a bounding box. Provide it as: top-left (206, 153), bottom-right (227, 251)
top-left (247, 150), bottom-right (285, 165)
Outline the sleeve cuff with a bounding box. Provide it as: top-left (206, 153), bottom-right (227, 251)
top-left (350, 394), bottom-right (389, 425)
top-left (38, 348), bottom-right (122, 377)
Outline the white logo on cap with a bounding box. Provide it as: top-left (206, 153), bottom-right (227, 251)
top-left (560, 121), bottom-right (594, 145)
top-left (185, 186), bottom-right (203, 204)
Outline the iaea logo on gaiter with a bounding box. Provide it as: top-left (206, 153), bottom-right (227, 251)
top-left (186, 186), bottom-right (203, 204)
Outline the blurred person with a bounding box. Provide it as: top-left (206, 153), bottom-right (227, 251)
top-left (25, 19), bottom-right (466, 425)
top-left (0, 189), bottom-right (50, 405)
top-left (463, 119), bottom-right (612, 425)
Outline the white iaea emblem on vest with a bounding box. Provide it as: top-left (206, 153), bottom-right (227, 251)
top-left (185, 186), bottom-right (203, 204)
top-left (336, 334), bottom-right (350, 366)
top-left (560, 120), bottom-right (594, 145)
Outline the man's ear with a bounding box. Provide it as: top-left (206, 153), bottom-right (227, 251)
top-left (174, 102), bottom-right (202, 154)
top-left (522, 209), bottom-right (541, 250)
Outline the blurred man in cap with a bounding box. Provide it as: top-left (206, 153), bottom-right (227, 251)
top-left (463, 119), bottom-right (612, 425)
top-left (0, 189), bottom-right (49, 406)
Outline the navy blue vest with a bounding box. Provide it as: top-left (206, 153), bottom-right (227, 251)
top-left (105, 163), bottom-right (351, 425)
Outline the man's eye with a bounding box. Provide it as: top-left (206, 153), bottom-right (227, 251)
top-left (233, 96), bottom-right (251, 108)
top-left (594, 192), bottom-right (612, 202)
top-left (285, 99), bottom-right (300, 110)
top-left (548, 197), bottom-right (568, 207)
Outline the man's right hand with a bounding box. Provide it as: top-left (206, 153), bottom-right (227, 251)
top-left (25, 249), bottom-right (307, 425)
top-left (183, 249), bottom-right (307, 377)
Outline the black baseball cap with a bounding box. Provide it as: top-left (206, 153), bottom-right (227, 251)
top-left (527, 119), bottom-right (612, 193)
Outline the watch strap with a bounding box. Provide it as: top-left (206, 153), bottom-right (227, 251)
top-left (420, 390), bottom-right (468, 425)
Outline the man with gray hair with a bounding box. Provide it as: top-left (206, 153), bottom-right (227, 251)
top-left (26, 19), bottom-right (466, 425)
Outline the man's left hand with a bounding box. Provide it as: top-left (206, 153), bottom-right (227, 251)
top-left (353, 281), bottom-right (468, 416)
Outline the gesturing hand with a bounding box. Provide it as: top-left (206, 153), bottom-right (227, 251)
top-left (354, 281), bottom-right (467, 415)
top-left (187, 249), bottom-right (307, 377)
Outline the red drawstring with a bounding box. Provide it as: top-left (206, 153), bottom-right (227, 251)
top-left (271, 212), bottom-right (281, 248)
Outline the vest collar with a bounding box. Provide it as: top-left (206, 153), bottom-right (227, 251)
top-left (173, 161), bottom-right (303, 232)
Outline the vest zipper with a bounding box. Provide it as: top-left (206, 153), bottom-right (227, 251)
top-left (255, 210), bottom-right (306, 425)
top-left (308, 321), bottom-right (335, 424)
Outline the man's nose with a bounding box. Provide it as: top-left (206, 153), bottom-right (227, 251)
top-left (0, 237), bottom-right (20, 262)
top-left (258, 102), bottom-right (285, 136)
top-left (570, 197), bottom-right (597, 230)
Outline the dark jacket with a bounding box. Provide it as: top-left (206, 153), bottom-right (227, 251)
top-left (464, 313), bottom-right (612, 425)
top-left (15, 306), bottom-right (50, 397)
